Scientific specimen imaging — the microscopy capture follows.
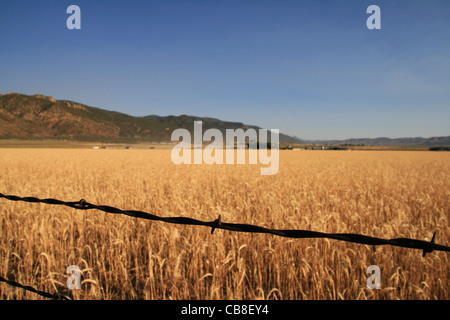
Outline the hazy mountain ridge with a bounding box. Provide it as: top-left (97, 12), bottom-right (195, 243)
top-left (0, 93), bottom-right (301, 143)
top-left (304, 136), bottom-right (450, 147)
top-left (1, 93), bottom-right (448, 146)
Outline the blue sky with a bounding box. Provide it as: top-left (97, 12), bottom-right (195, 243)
top-left (1, 0), bottom-right (449, 140)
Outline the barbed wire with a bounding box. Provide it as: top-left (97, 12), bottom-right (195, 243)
top-left (0, 275), bottom-right (70, 300)
top-left (1, 192), bottom-right (449, 257)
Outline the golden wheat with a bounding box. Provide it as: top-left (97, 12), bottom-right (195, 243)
top-left (0, 148), bottom-right (448, 299)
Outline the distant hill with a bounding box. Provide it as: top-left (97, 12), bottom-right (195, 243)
top-left (304, 136), bottom-right (450, 147)
top-left (0, 93), bottom-right (302, 144)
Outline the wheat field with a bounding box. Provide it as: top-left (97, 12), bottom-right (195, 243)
top-left (0, 148), bottom-right (448, 300)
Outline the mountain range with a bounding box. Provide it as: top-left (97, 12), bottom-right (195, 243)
top-left (0, 93), bottom-right (300, 144)
top-left (304, 136), bottom-right (450, 147)
top-left (1, 92), bottom-right (448, 147)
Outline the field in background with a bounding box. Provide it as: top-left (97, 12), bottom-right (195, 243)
top-left (0, 149), bottom-right (448, 299)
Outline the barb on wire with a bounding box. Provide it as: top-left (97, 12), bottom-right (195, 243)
top-left (0, 192), bottom-right (449, 257)
top-left (0, 275), bottom-right (70, 300)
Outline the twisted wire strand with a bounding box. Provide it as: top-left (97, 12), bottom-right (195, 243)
top-left (0, 275), bottom-right (69, 300)
top-left (1, 192), bottom-right (448, 256)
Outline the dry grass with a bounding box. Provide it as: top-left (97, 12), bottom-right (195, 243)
top-left (0, 148), bottom-right (448, 300)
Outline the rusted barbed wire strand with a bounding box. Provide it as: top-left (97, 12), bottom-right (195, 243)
top-left (0, 275), bottom-right (70, 300)
top-left (0, 192), bottom-right (449, 257)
